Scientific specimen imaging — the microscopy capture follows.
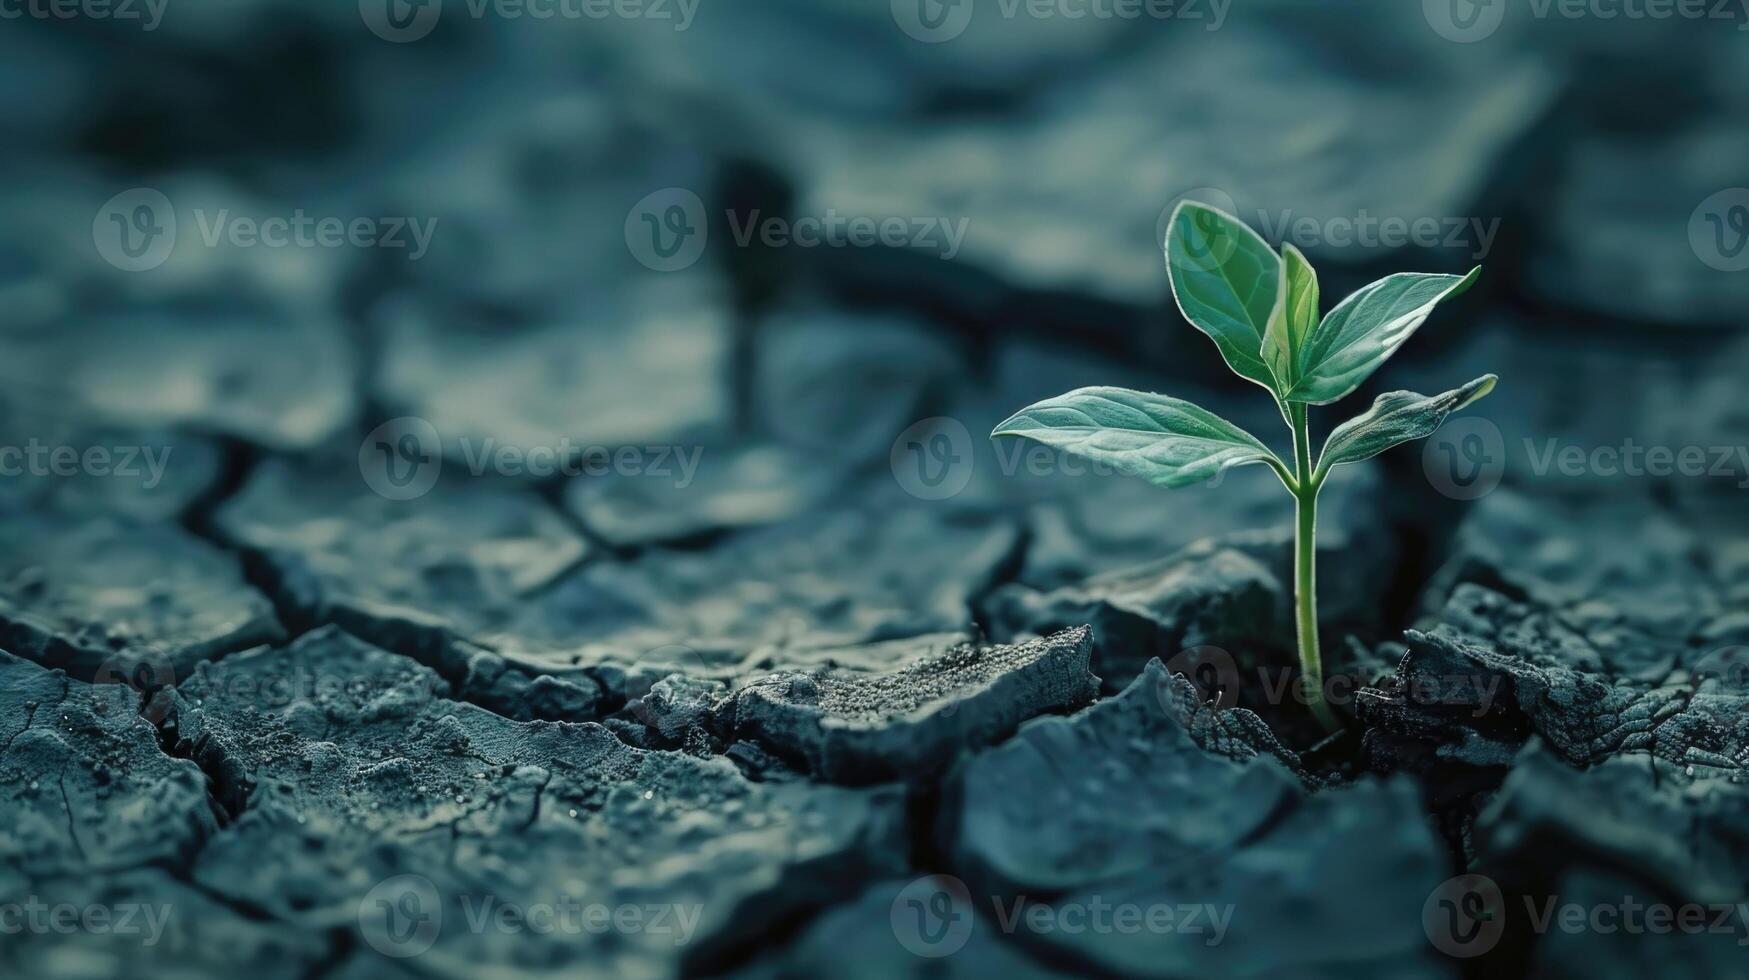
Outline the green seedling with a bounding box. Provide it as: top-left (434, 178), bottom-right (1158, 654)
top-left (993, 202), bottom-right (1495, 730)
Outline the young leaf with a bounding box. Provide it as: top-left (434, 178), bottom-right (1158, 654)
top-left (1164, 202), bottom-right (1285, 395)
top-left (1285, 267), bottom-right (1481, 405)
top-left (1261, 242), bottom-right (1319, 392)
top-left (992, 386), bottom-right (1285, 489)
top-left (1316, 374), bottom-right (1497, 477)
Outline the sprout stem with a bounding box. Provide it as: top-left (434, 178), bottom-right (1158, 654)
top-left (1288, 403), bottom-right (1339, 732)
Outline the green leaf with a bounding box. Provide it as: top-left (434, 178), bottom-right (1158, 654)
top-left (1164, 202), bottom-right (1285, 395)
top-left (1285, 267), bottom-right (1481, 405)
top-left (1261, 242), bottom-right (1319, 392)
top-left (1316, 374), bottom-right (1498, 477)
top-left (992, 386), bottom-right (1284, 489)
